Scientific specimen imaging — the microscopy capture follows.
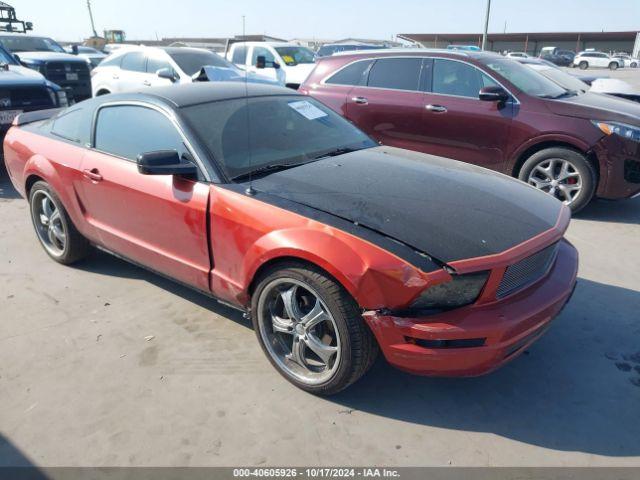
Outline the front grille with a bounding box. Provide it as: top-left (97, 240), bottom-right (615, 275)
top-left (497, 243), bottom-right (559, 298)
top-left (0, 87), bottom-right (54, 110)
top-left (624, 159), bottom-right (640, 184)
top-left (43, 61), bottom-right (91, 101)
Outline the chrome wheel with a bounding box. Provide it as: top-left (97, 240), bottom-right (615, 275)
top-left (31, 190), bottom-right (67, 257)
top-left (257, 278), bottom-right (341, 385)
top-left (527, 158), bottom-right (582, 205)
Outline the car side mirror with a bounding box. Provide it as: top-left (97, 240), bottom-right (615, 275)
top-left (273, 61), bottom-right (281, 70)
top-left (137, 150), bottom-right (198, 178)
top-left (256, 55), bottom-right (266, 69)
top-left (71, 45), bottom-right (79, 55)
top-left (479, 86), bottom-right (509, 103)
top-left (157, 67), bottom-right (178, 83)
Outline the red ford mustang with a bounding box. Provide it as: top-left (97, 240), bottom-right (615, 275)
top-left (3, 83), bottom-right (578, 394)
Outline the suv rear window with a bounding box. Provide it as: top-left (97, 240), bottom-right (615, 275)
top-left (367, 58), bottom-right (422, 91)
top-left (325, 60), bottom-right (373, 86)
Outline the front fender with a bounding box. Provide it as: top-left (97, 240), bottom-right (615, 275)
top-left (241, 227), bottom-right (443, 310)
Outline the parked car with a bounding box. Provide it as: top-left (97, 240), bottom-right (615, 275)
top-left (317, 43), bottom-right (385, 58)
top-left (3, 82), bottom-right (578, 394)
top-left (0, 44), bottom-right (67, 147)
top-left (573, 51), bottom-right (622, 70)
top-left (91, 46), bottom-right (279, 96)
top-left (506, 52), bottom-right (529, 58)
top-left (226, 42), bottom-right (315, 89)
top-left (539, 47), bottom-right (574, 66)
top-left (64, 45), bottom-right (107, 69)
top-left (612, 53), bottom-right (638, 68)
top-left (300, 49), bottom-right (640, 212)
top-left (447, 45), bottom-right (481, 52)
top-left (516, 57), bottom-right (640, 103)
top-left (0, 34), bottom-right (92, 102)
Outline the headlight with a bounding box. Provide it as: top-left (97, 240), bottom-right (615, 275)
top-left (410, 271), bottom-right (489, 311)
top-left (593, 121), bottom-right (640, 143)
top-left (56, 90), bottom-right (68, 107)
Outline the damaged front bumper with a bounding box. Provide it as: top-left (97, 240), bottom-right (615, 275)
top-left (363, 240), bottom-right (579, 377)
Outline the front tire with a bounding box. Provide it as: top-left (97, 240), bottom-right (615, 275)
top-left (29, 181), bottom-right (91, 264)
top-left (251, 262), bottom-right (378, 395)
top-left (609, 62), bottom-right (619, 71)
top-left (519, 148), bottom-right (596, 213)
top-left (579, 61), bottom-right (589, 70)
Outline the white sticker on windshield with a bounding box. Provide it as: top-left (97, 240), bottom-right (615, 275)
top-left (288, 100), bottom-right (328, 120)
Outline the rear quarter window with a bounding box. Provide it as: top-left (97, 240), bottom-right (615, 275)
top-left (51, 107), bottom-right (91, 145)
top-left (325, 60), bottom-right (373, 86)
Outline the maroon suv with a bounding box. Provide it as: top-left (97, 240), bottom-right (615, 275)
top-left (300, 50), bottom-right (640, 212)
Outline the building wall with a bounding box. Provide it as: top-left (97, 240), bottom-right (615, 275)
top-left (417, 35), bottom-right (636, 56)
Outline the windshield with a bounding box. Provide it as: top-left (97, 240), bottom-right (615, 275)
top-left (0, 35), bottom-right (65, 53)
top-left (0, 45), bottom-right (17, 64)
top-left (482, 58), bottom-right (568, 98)
top-left (528, 64), bottom-right (588, 93)
top-left (182, 96), bottom-right (376, 180)
top-left (169, 50), bottom-right (234, 76)
top-left (274, 47), bottom-right (315, 66)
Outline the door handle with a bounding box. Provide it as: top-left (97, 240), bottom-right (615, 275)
top-left (143, 80), bottom-right (152, 86)
top-left (352, 96), bottom-right (368, 105)
top-left (83, 168), bottom-right (103, 182)
top-left (426, 104), bottom-right (447, 113)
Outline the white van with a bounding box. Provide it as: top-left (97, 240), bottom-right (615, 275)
top-left (226, 42), bottom-right (316, 89)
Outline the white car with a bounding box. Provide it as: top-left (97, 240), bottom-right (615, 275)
top-left (226, 42), bottom-right (316, 89)
top-left (612, 54), bottom-right (638, 68)
top-left (91, 46), bottom-right (277, 96)
top-left (573, 51), bottom-right (622, 70)
top-left (64, 45), bottom-right (107, 69)
top-left (506, 52), bottom-right (529, 58)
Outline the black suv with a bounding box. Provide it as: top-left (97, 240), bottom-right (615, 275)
top-left (0, 44), bottom-right (66, 154)
top-left (0, 34), bottom-right (91, 102)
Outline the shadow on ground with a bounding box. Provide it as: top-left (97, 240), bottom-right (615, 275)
top-left (0, 174), bottom-right (20, 200)
top-left (0, 434), bottom-right (47, 478)
top-left (576, 196), bottom-right (640, 225)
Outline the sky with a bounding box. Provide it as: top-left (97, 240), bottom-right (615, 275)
top-left (13, 0), bottom-right (640, 42)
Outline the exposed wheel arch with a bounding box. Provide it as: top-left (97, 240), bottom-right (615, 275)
top-left (95, 89), bottom-right (111, 96)
top-left (25, 174), bottom-right (46, 197)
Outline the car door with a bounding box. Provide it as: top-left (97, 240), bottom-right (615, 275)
top-left (345, 57), bottom-right (429, 153)
top-left (117, 52), bottom-right (149, 92)
top-left (419, 58), bottom-right (513, 171)
top-left (78, 103), bottom-right (211, 291)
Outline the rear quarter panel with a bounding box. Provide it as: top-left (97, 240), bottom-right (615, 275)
top-left (3, 126), bottom-right (97, 242)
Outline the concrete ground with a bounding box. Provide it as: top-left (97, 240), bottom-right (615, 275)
top-left (1, 68), bottom-right (640, 468)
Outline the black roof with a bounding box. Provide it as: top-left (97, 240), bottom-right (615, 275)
top-left (89, 82), bottom-right (300, 110)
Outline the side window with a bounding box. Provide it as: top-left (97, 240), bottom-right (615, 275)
top-left (95, 106), bottom-right (188, 161)
top-left (367, 58), bottom-right (422, 91)
top-left (325, 60), bottom-right (373, 86)
top-left (51, 108), bottom-right (90, 144)
top-left (251, 47), bottom-right (276, 67)
top-left (98, 54), bottom-right (122, 68)
top-left (231, 45), bottom-right (247, 64)
top-left (146, 55), bottom-right (172, 74)
top-left (120, 52), bottom-right (146, 72)
top-left (432, 59), bottom-right (483, 98)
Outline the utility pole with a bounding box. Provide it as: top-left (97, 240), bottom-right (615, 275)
top-left (86, 0), bottom-right (98, 38)
top-left (242, 15), bottom-right (246, 38)
top-left (482, 0), bottom-right (491, 51)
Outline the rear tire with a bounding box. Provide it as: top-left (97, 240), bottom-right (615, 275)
top-left (251, 261), bottom-right (378, 395)
top-left (519, 147), bottom-right (596, 214)
top-left (631, 62), bottom-right (638, 68)
top-left (609, 62), bottom-right (619, 71)
top-left (579, 61), bottom-right (588, 70)
top-left (28, 181), bottom-right (91, 264)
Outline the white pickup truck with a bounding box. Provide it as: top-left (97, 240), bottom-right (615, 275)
top-left (226, 42), bottom-right (316, 89)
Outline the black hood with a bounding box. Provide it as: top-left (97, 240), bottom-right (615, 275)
top-left (250, 147), bottom-right (563, 264)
